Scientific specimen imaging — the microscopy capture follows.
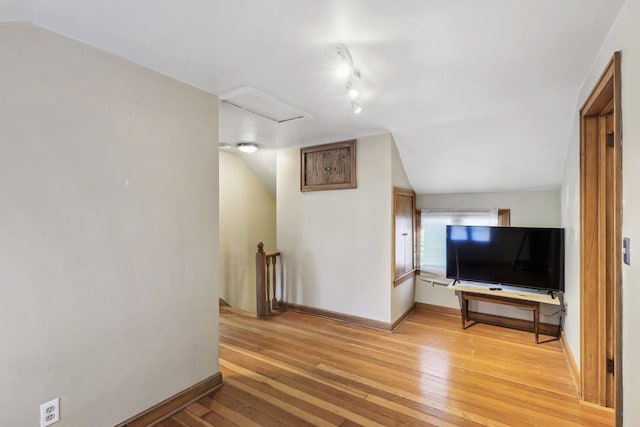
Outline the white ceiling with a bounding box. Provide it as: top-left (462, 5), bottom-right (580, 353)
top-left (1, 0), bottom-right (625, 194)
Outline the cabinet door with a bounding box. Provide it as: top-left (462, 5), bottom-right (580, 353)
top-left (300, 140), bottom-right (356, 191)
top-left (304, 147), bottom-right (352, 186)
top-left (394, 188), bottom-right (416, 284)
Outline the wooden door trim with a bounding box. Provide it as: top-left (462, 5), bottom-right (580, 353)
top-left (612, 52), bottom-right (623, 427)
top-left (579, 51), bottom-right (622, 424)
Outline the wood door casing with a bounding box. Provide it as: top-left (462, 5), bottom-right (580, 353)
top-left (603, 113), bottom-right (616, 408)
top-left (580, 52), bottom-right (622, 420)
top-left (581, 116), bottom-right (604, 403)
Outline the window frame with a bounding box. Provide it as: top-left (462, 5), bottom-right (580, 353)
top-left (419, 208), bottom-right (508, 282)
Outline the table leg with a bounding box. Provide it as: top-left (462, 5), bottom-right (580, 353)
top-left (534, 303), bottom-right (540, 344)
top-left (461, 296), bottom-right (468, 329)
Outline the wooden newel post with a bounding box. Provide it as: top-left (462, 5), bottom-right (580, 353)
top-left (256, 242), bottom-right (267, 318)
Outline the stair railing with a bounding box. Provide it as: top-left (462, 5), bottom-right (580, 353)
top-left (255, 242), bottom-right (282, 318)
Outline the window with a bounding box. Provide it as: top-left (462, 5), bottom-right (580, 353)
top-left (420, 209), bottom-right (499, 281)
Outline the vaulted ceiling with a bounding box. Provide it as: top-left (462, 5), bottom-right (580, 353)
top-left (1, 0), bottom-right (625, 194)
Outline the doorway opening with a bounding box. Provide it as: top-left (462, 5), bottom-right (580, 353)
top-left (580, 51), bottom-right (622, 424)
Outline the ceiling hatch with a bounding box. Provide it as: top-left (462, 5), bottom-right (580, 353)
top-left (219, 86), bottom-right (313, 123)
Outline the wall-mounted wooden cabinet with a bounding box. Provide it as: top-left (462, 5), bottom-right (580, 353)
top-left (300, 140), bottom-right (356, 191)
top-left (393, 188), bottom-right (416, 286)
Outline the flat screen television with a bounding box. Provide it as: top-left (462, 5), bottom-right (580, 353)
top-left (446, 225), bottom-right (565, 292)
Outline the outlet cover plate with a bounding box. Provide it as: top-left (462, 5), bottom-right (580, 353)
top-left (40, 398), bottom-right (60, 427)
top-left (623, 237), bottom-right (631, 265)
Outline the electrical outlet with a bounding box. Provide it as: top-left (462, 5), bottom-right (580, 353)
top-left (40, 398), bottom-right (59, 427)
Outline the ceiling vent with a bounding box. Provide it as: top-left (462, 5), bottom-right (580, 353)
top-left (219, 86), bottom-right (312, 123)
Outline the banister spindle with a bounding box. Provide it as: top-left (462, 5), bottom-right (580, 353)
top-left (256, 243), bottom-right (283, 319)
top-left (265, 255), bottom-right (272, 315)
top-left (271, 255), bottom-right (278, 310)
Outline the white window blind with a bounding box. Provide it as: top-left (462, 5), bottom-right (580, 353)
top-left (420, 209), bottom-right (498, 282)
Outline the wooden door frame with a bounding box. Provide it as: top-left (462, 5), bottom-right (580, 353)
top-left (579, 51), bottom-right (622, 424)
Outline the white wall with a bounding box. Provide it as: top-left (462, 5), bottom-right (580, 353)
top-left (417, 191), bottom-right (561, 227)
top-left (219, 151), bottom-right (276, 312)
top-left (277, 134), bottom-right (393, 323)
top-left (415, 190), bottom-right (561, 323)
top-left (0, 0), bottom-right (26, 20)
top-left (0, 23), bottom-right (219, 426)
top-left (561, 1), bottom-right (640, 423)
top-left (390, 135), bottom-right (416, 322)
top-left (561, 131), bottom-right (582, 372)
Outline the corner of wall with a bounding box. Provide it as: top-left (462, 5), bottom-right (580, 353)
top-left (219, 151), bottom-right (277, 313)
top-left (276, 134), bottom-right (394, 323)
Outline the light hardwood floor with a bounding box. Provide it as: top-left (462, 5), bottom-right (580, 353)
top-left (161, 306), bottom-right (614, 426)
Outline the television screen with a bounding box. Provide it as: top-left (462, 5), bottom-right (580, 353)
top-left (446, 226), bottom-right (564, 292)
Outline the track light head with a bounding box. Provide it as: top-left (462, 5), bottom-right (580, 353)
top-left (351, 99), bottom-right (362, 114)
top-left (336, 62), bottom-right (352, 80)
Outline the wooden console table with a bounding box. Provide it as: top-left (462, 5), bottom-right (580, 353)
top-left (451, 284), bottom-right (561, 344)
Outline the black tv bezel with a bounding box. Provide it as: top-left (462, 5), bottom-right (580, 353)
top-left (445, 225), bottom-right (565, 293)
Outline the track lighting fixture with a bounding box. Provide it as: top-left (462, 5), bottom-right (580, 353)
top-left (336, 45), bottom-right (363, 114)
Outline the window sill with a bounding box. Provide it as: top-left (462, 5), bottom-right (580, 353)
top-left (393, 269), bottom-right (416, 287)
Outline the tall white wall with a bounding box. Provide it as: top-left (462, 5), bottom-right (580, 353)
top-left (390, 135), bottom-right (416, 322)
top-left (415, 190), bottom-right (561, 323)
top-left (562, 98), bottom-right (583, 374)
top-left (0, 23), bottom-right (220, 426)
top-left (561, 1), bottom-right (640, 423)
top-left (0, 0), bottom-right (25, 20)
top-left (277, 134), bottom-right (393, 323)
top-left (219, 151), bottom-right (276, 313)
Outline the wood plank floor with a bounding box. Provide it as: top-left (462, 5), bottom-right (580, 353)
top-left (162, 306), bottom-right (614, 426)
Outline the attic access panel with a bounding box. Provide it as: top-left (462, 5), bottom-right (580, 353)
top-left (219, 86), bottom-right (312, 123)
top-left (300, 140), bottom-right (356, 192)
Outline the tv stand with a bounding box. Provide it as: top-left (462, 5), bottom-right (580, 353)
top-left (450, 284), bottom-right (562, 344)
